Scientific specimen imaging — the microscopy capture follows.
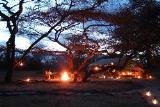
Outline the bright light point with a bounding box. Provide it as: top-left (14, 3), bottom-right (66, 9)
top-left (122, 72), bottom-right (125, 75)
top-left (128, 72), bottom-right (132, 75)
top-left (103, 75), bottom-right (106, 79)
top-left (149, 75), bottom-right (152, 79)
top-left (116, 76), bottom-right (121, 80)
top-left (145, 91), bottom-right (152, 97)
top-left (137, 76), bottom-right (141, 79)
top-left (111, 62), bottom-right (114, 65)
top-left (94, 66), bottom-right (100, 71)
top-left (99, 75), bottom-right (106, 79)
top-left (152, 98), bottom-right (159, 105)
top-left (61, 72), bottom-right (70, 82)
top-left (19, 62), bottom-right (24, 66)
top-left (25, 78), bottom-right (31, 82)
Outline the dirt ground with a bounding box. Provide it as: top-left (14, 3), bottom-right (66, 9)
top-left (0, 71), bottom-right (151, 107)
top-left (0, 81), bottom-right (150, 107)
top-left (0, 93), bottom-right (149, 107)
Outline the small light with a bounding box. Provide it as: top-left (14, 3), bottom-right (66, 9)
top-left (149, 75), bottom-right (152, 79)
top-left (25, 78), bottom-right (31, 82)
top-left (102, 75), bottom-right (106, 79)
top-left (116, 76), bottom-right (121, 80)
top-left (112, 69), bottom-right (116, 73)
top-left (19, 62), bottom-right (24, 66)
top-left (110, 76), bottom-right (113, 79)
top-left (122, 72), bottom-right (125, 75)
top-left (137, 76), bottom-right (141, 79)
top-left (111, 62), bottom-right (114, 65)
top-left (152, 98), bottom-right (159, 105)
top-left (145, 91), bottom-right (152, 97)
top-left (94, 66), bottom-right (100, 71)
top-left (128, 72), bottom-right (132, 75)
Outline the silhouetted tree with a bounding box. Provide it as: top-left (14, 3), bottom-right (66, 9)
top-left (0, 0), bottom-right (26, 82)
top-left (0, 0), bottom-right (107, 82)
top-left (63, 33), bottom-right (100, 81)
top-left (19, 0), bottom-right (107, 60)
top-left (110, 0), bottom-right (160, 68)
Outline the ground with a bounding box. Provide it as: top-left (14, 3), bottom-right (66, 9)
top-left (0, 70), bottom-right (157, 107)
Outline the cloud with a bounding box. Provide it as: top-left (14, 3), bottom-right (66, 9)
top-left (15, 37), bottom-right (31, 50)
top-left (0, 32), bottom-right (9, 42)
top-left (41, 40), bottom-right (66, 51)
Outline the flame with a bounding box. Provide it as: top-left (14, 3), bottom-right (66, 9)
top-left (61, 72), bottom-right (70, 81)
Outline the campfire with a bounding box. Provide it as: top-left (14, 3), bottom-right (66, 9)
top-left (60, 71), bottom-right (70, 82)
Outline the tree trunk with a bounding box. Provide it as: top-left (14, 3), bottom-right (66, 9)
top-left (146, 49), bottom-right (152, 69)
top-left (4, 36), bottom-right (15, 83)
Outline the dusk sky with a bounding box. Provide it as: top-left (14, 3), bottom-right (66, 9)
top-left (0, 0), bottom-right (136, 50)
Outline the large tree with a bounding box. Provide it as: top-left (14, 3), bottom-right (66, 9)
top-left (65, 0), bottom-right (160, 69)
top-left (0, 0), bottom-right (26, 82)
top-left (0, 0), bottom-right (107, 82)
top-left (110, 0), bottom-right (160, 68)
top-left (65, 33), bottom-right (100, 81)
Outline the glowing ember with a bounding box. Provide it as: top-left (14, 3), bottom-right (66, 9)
top-left (25, 78), bottom-right (31, 82)
top-left (145, 91), bottom-right (152, 97)
top-left (152, 98), bottom-right (159, 105)
top-left (61, 72), bottom-right (70, 81)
